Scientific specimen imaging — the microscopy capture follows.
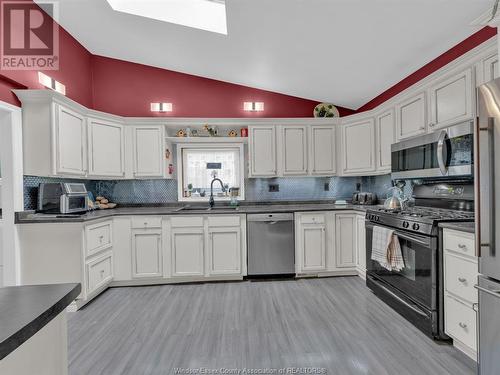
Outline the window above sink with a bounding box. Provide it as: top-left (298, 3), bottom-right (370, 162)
top-left (177, 143), bottom-right (245, 202)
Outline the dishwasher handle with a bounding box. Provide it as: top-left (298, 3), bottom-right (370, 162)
top-left (247, 213), bottom-right (294, 222)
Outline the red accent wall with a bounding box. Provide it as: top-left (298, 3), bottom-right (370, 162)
top-left (90, 55), bottom-right (353, 118)
top-left (0, 0), bottom-right (94, 107)
top-left (356, 26), bottom-right (498, 113)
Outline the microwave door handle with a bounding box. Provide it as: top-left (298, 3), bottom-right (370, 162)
top-left (477, 118), bottom-right (496, 257)
top-left (437, 130), bottom-right (448, 175)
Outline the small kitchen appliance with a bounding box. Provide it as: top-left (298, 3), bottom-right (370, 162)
top-left (37, 182), bottom-right (89, 214)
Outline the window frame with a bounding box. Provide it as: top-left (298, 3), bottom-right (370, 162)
top-left (176, 143), bottom-right (246, 202)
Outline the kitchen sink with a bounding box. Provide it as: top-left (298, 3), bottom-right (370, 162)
top-left (175, 205), bottom-right (239, 212)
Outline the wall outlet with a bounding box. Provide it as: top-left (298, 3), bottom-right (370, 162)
top-left (324, 182), bottom-right (330, 191)
top-left (269, 184), bottom-right (280, 192)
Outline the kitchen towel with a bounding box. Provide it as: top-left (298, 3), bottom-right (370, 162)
top-left (371, 226), bottom-right (405, 271)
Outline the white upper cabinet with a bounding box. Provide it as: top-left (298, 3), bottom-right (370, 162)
top-left (341, 118), bottom-right (376, 175)
top-left (477, 54), bottom-right (499, 86)
top-left (133, 126), bottom-right (164, 178)
top-left (429, 68), bottom-right (473, 130)
top-left (54, 104), bottom-right (87, 176)
top-left (309, 125), bottom-right (336, 176)
top-left (376, 109), bottom-right (395, 173)
top-left (248, 126), bottom-right (277, 177)
top-left (280, 125), bottom-right (308, 175)
top-left (396, 92), bottom-right (427, 140)
top-left (87, 118), bottom-right (125, 178)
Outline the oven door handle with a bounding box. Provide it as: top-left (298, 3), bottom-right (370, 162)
top-left (437, 130), bottom-right (449, 176)
top-left (366, 223), bottom-right (432, 247)
top-left (371, 277), bottom-right (429, 318)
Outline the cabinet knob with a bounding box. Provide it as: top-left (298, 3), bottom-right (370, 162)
top-left (429, 123), bottom-right (435, 127)
top-left (458, 322), bottom-right (467, 329)
top-left (458, 244), bottom-right (467, 250)
top-left (144, 222), bottom-right (148, 226)
top-left (458, 277), bottom-right (467, 283)
top-left (100, 270), bottom-right (105, 279)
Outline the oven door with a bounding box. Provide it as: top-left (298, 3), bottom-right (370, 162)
top-left (366, 222), bottom-right (437, 310)
top-left (391, 121), bottom-right (473, 180)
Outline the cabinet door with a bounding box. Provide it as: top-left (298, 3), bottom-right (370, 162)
top-left (342, 119), bottom-right (376, 174)
top-left (87, 118), bottom-right (125, 177)
top-left (376, 109), bottom-right (394, 172)
top-left (249, 126), bottom-right (277, 177)
top-left (133, 126), bottom-right (164, 177)
top-left (207, 227), bottom-right (241, 276)
top-left (309, 125), bottom-right (336, 176)
top-left (171, 228), bottom-right (205, 277)
top-left (131, 229), bottom-right (162, 278)
top-left (482, 55), bottom-right (499, 85)
top-left (396, 92), bottom-right (427, 140)
top-left (281, 125), bottom-right (307, 175)
top-left (54, 104), bottom-right (87, 176)
top-left (299, 223), bottom-right (327, 272)
top-left (356, 215), bottom-right (366, 274)
top-left (429, 68), bottom-right (473, 130)
top-left (335, 214), bottom-right (356, 268)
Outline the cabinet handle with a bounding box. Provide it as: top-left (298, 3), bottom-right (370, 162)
top-left (458, 322), bottom-right (467, 329)
top-left (429, 123), bottom-right (435, 128)
top-left (144, 222), bottom-right (148, 226)
top-left (458, 277), bottom-right (467, 283)
top-left (100, 270), bottom-right (105, 279)
top-left (458, 244), bottom-right (467, 250)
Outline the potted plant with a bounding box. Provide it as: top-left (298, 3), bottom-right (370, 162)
top-left (187, 183), bottom-right (193, 197)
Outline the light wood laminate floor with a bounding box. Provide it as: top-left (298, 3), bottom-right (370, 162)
top-left (68, 277), bottom-right (476, 375)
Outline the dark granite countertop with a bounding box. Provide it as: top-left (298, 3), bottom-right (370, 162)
top-left (439, 221), bottom-right (475, 234)
top-left (16, 201), bottom-right (383, 224)
top-left (0, 283), bottom-right (81, 360)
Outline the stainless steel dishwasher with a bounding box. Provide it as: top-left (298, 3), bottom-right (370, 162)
top-left (247, 213), bottom-right (295, 276)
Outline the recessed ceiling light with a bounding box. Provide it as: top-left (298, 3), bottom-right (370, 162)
top-left (106, 0), bottom-right (227, 35)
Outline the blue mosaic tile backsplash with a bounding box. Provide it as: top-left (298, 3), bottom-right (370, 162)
top-left (23, 174), bottom-right (412, 210)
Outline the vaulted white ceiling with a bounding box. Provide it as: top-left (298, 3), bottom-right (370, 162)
top-left (45, 0), bottom-right (493, 109)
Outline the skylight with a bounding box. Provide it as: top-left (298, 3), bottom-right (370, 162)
top-left (106, 0), bottom-right (227, 35)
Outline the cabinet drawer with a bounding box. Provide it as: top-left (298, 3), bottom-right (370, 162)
top-left (170, 216), bottom-right (204, 228)
top-left (85, 220), bottom-right (113, 257)
top-left (445, 295), bottom-right (477, 352)
top-left (131, 216), bottom-right (162, 229)
top-left (443, 229), bottom-right (475, 258)
top-left (445, 252), bottom-right (478, 304)
top-left (207, 215), bottom-right (240, 227)
top-left (86, 252), bottom-right (113, 294)
top-left (299, 213), bottom-right (325, 224)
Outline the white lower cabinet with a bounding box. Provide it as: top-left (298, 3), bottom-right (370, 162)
top-left (131, 229), bottom-right (163, 278)
top-left (356, 214), bottom-right (366, 278)
top-left (443, 228), bottom-right (478, 360)
top-left (295, 211), bottom-right (358, 275)
top-left (207, 227), bottom-right (241, 276)
top-left (86, 252), bottom-right (113, 295)
top-left (170, 228), bottom-right (205, 277)
top-left (335, 213), bottom-right (357, 268)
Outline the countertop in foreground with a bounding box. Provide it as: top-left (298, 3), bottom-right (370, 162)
top-left (439, 221), bottom-right (475, 234)
top-left (0, 283), bottom-right (81, 360)
top-left (16, 201), bottom-right (382, 224)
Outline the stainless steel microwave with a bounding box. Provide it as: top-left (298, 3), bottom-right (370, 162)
top-left (391, 121), bottom-right (473, 180)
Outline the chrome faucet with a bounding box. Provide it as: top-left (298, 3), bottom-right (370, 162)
top-left (209, 177), bottom-right (226, 208)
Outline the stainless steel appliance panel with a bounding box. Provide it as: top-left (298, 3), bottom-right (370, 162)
top-left (477, 79), bottom-right (500, 281)
top-left (477, 276), bottom-right (500, 375)
top-left (247, 213), bottom-right (295, 275)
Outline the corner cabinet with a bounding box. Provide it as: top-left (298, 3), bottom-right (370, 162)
top-left (396, 92), bottom-right (427, 140)
top-left (248, 126), bottom-right (277, 177)
top-left (341, 118), bottom-right (376, 175)
top-left (309, 125), bottom-right (336, 176)
top-left (375, 109), bottom-right (395, 173)
top-left (87, 117), bottom-right (125, 178)
top-left (133, 126), bottom-right (165, 178)
top-left (429, 68), bottom-right (474, 130)
top-left (54, 104), bottom-right (88, 176)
